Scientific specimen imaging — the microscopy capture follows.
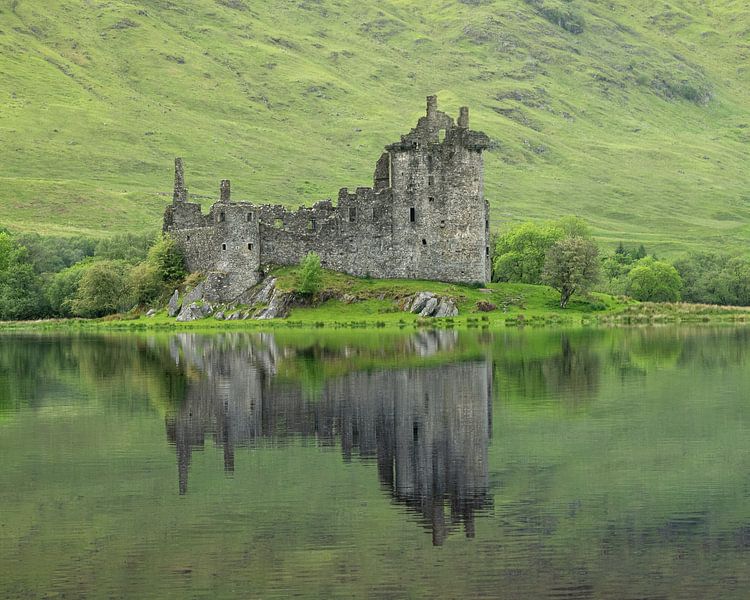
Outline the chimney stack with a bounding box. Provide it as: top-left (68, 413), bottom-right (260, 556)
top-left (426, 95), bottom-right (438, 121)
top-left (220, 179), bottom-right (231, 203)
top-left (173, 158), bottom-right (188, 203)
top-left (458, 106), bottom-right (469, 128)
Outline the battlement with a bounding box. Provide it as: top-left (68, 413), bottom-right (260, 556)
top-left (163, 96), bottom-right (492, 302)
top-left (386, 95), bottom-right (490, 152)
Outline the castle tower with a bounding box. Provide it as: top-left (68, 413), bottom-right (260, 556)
top-left (384, 96), bottom-right (491, 283)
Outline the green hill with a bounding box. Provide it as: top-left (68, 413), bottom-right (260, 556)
top-left (1, 0), bottom-right (749, 256)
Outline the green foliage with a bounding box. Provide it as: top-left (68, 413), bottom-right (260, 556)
top-left (675, 253), bottom-right (750, 306)
top-left (146, 236), bottom-right (186, 284)
top-left (15, 233), bottom-right (95, 274)
top-left (493, 217), bottom-right (591, 285)
top-left (492, 221), bottom-right (565, 284)
top-left (626, 258), bottom-right (682, 302)
top-left (298, 252), bottom-right (323, 295)
top-left (127, 262), bottom-right (163, 306)
top-left (542, 236), bottom-right (600, 308)
top-left (71, 260), bottom-right (132, 318)
top-left (45, 261), bottom-right (91, 317)
top-left (0, 233), bottom-right (47, 320)
top-left (95, 233), bottom-right (154, 264)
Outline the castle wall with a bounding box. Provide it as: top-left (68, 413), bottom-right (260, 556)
top-left (256, 189), bottom-right (396, 277)
top-left (163, 96), bottom-right (492, 301)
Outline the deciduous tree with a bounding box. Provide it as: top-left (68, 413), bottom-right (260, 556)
top-left (542, 236), bottom-right (600, 308)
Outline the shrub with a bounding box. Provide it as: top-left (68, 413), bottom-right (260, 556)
top-left (71, 260), bottom-right (132, 317)
top-left (128, 262), bottom-right (163, 306)
top-left (0, 232), bottom-right (47, 320)
top-left (147, 235), bottom-right (186, 283)
top-left (298, 252), bottom-right (323, 295)
top-left (626, 258), bottom-right (682, 302)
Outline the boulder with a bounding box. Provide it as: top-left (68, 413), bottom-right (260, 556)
top-left (167, 290), bottom-right (181, 317)
top-left (402, 292), bottom-right (458, 317)
top-left (146, 308), bottom-right (157, 317)
top-left (434, 299), bottom-right (458, 317)
top-left (176, 302), bottom-right (205, 322)
top-left (409, 292), bottom-right (435, 314)
top-left (214, 311), bottom-right (225, 321)
top-left (419, 297), bottom-right (440, 317)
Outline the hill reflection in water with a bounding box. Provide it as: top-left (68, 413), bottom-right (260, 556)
top-left (165, 331), bottom-right (492, 545)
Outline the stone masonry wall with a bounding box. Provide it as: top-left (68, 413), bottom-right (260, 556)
top-left (163, 96), bottom-right (491, 302)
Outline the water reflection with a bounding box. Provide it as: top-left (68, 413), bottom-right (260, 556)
top-left (164, 331), bottom-right (492, 544)
top-left (3, 327), bottom-right (750, 597)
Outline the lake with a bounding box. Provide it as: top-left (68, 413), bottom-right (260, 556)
top-left (1, 327), bottom-right (750, 598)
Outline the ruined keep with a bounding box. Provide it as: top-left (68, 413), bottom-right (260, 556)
top-left (163, 96), bottom-right (491, 301)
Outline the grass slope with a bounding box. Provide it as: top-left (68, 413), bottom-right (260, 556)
top-left (0, 0), bottom-right (749, 255)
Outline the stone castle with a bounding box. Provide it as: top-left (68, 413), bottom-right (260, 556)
top-left (163, 96), bottom-right (491, 301)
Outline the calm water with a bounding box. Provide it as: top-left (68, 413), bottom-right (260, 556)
top-left (1, 327), bottom-right (750, 598)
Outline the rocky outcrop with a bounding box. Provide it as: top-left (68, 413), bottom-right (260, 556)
top-left (254, 289), bottom-right (293, 320)
top-left (251, 277), bottom-right (277, 305)
top-left (401, 292), bottom-right (459, 318)
top-left (176, 302), bottom-right (213, 322)
top-left (433, 299), bottom-right (458, 317)
top-left (167, 290), bottom-right (181, 317)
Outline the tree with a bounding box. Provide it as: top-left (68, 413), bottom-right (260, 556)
top-left (71, 260), bottom-right (131, 317)
top-left (45, 261), bottom-right (90, 317)
top-left (492, 222), bottom-right (565, 283)
top-left (626, 258), bottom-right (682, 302)
top-left (147, 235), bottom-right (186, 283)
top-left (673, 252), bottom-right (723, 305)
top-left (95, 232), bottom-right (154, 264)
top-left (716, 256), bottom-right (750, 306)
top-left (127, 262), bottom-right (163, 306)
top-left (542, 236), bottom-right (600, 308)
top-left (297, 252), bottom-right (323, 295)
top-left (0, 233), bottom-right (46, 320)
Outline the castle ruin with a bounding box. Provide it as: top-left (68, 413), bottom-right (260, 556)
top-left (163, 96), bottom-right (491, 301)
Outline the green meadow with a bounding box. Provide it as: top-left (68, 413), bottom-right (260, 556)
top-left (1, 0), bottom-right (749, 256)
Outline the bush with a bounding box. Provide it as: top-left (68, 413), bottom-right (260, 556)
top-left (0, 233), bottom-right (47, 320)
top-left (95, 232), bottom-right (154, 263)
top-left (71, 260), bottom-right (132, 317)
top-left (128, 262), bottom-right (163, 306)
top-left (45, 261), bottom-right (91, 317)
top-left (147, 235), bottom-right (186, 284)
top-left (297, 252), bottom-right (323, 295)
top-left (626, 258), bottom-right (682, 302)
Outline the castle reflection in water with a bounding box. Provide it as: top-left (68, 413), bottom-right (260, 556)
top-left (165, 332), bottom-right (492, 545)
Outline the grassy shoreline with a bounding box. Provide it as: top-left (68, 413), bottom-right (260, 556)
top-left (3, 271), bottom-right (750, 332)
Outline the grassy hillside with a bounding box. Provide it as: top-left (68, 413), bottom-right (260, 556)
top-left (1, 0), bottom-right (749, 255)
